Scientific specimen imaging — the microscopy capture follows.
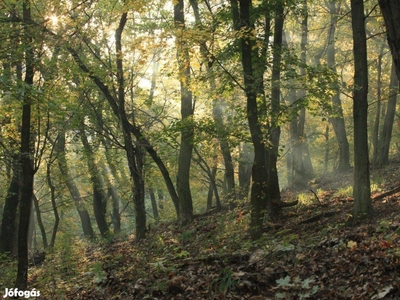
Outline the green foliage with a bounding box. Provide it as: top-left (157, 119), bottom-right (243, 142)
top-left (211, 268), bottom-right (238, 295)
top-left (90, 261), bottom-right (107, 284)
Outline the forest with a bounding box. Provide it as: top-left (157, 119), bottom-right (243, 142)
top-left (1, 0), bottom-right (400, 298)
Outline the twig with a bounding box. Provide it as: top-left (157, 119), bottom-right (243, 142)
top-left (310, 189), bottom-right (323, 206)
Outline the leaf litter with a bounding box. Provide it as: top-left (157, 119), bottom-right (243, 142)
top-left (28, 163), bottom-right (400, 299)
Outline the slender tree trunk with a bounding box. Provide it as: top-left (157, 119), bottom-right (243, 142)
top-left (327, 0), bottom-right (351, 172)
top-left (287, 0), bottom-right (314, 188)
top-left (32, 194), bottom-right (48, 249)
top-left (238, 142), bottom-right (254, 199)
top-left (324, 125), bottom-right (330, 171)
top-left (46, 162), bottom-right (59, 247)
top-left (148, 188), bottom-right (159, 221)
top-left (372, 53), bottom-right (384, 165)
top-left (351, 0), bottom-right (372, 218)
top-left (55, 132), bottom-right (95, 238)
top-left (16, 0), bottom-right (35, 289)
top-left (101, 165), bottom-right (121, 235)
top-left (206, 164), bottom-right (218, 210)
top-left (116, 13), bottom-right (147, 239)
top-left (267, 0), bottom-right (284, 217)
top-left (175, 0), bottom-right (195, 226)
top-left (69, 48), bottom-right (180, 219)
top-left (79, 121), bottom-right (110, 237)
top-left (377, 62), bottom-right (398, 166)
top-left (231, 0), bottom-right (269, 239)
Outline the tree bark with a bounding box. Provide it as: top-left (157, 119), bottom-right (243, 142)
top-left (327, 0), bottom-right (351, 172)
top-left (32, 194), bottom-right (48, 249)
top-left (189, 0), bottom-right (236, 203)
top-left (351, 0), bottom-right (372, 218)
top-left (231, 0), bottom-right (269, 239)
top-left (372, 52), bottom-right (384, 165)
top-left (238, 142), bottom-right (253, 199)
top-left (267, 0), bottom-right (284, 218)
top-left (377, 62), bottom-right (398, 166)
top-left (379, 0), bottom-right (400, 79)
top-left (175, 0), bottom-right (195, 226)
top-left (116, 12), bottom-right (147, 239)
top-left (148, 188), bottom-right (159, 221)
top-left (79, 121), bottom-right (110, 237)
top-left (55, 132), bottom-right (95, 238)
top-left (0, 157), bottom-right (20, 255)
top-left (16, 0), bottom-right (35, 289)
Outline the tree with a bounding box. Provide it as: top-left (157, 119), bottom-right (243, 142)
top-left (174, 0), bottom-right (195, 226)
top-left (351, 0), bottom-right (372, 218)
top-left (326, 0), bottom-right (351, 172)
top-left (379, 0), bottom-right (400, 79)
top-left (55, 130), bottom-right (95, 238)
top-left (376, 62), bottom-right (398, 166)
top-left (79, 119), bottom-right (109, 237)
top-left (16, 0), bottom-right (36, 289)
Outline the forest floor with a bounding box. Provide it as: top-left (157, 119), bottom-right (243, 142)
top-left (27, 161), bottom-right (400, 299)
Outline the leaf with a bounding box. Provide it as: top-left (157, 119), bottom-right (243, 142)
top-left (276, 276), bottom-right (294, 287)
top-left (301, 277), bottom-right (315, 289)
top-left (372, 285), bottom-right (394, 299)
top-left (347, 240), bottom-right (357, 250)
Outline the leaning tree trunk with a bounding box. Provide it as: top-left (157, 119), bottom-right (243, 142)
top-left (79, 121), bottom-right (110, 237)
top-left (351, 0), bottom-right (372, 218)
top-left (55, 132), bottom-right (95, 238)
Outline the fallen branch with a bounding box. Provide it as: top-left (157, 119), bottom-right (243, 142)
top-left (298, 210), bottom-right (338, 224)
top-left (372, 185), bottom-right (400, 201)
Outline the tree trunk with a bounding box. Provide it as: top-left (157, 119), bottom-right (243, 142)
top-left (379, 0), bottom-right (400, 79)
top-left (206, 164), bottom-right (218, 210)
top-left (32, 194), bottom-right (48, 249)
top-left (148, 188), bottom-right (159, 221)
top-left (231, 0), bottom-right (269, 240)
top-left (69, 47), bottom-right (180, 219)
top-left (175, 0), bottom-right (195, 226)
top-left (102, 165), bottom-right (121, 235)
top-left (16, 0), bottom-right (35, 289)
top-left (189, 0), bottom-right (236, 203)
top-left (79, 121), bottom-right (110, 237)
top-left (0, 158), bottom-right (20, 255)
top-left (267, 0), bottom-right (284, 218)
top-left (55, 132), bottom-right (95, 238)
top-left (287, 0), bottom-right (314, 188)
top-left (351, 0), bottom-right (372, 218)
top-left (372, 52), bottom-right (384, 165)
top-left (116, 13), bottom-right (147, 239)
top-left (377, 62), bottom-right (398, 166)
top-left (46, 162), bottom-right (59, 247)
top-left (238, 142), bottom-right (254, 199)
top-left (327, 0), bottom-right (351, 172)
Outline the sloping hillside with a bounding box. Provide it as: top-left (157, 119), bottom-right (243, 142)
top-left (26, 161), bottom-right (400, 299)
